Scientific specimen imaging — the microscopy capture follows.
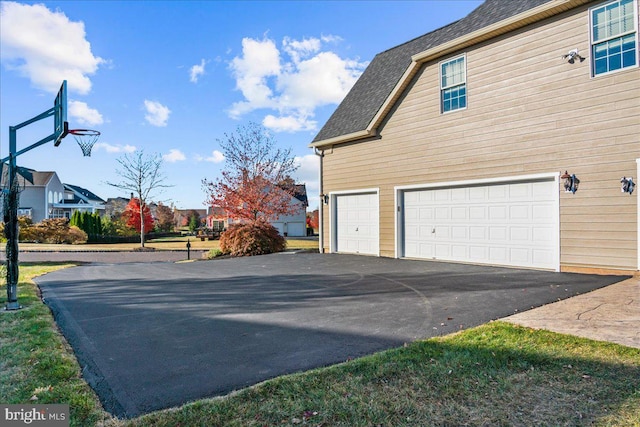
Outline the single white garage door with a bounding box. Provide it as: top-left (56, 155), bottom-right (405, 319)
top-left (333, 192), bottom-right (379, 255)
top-left (401, 179), bottom-right (558, 270)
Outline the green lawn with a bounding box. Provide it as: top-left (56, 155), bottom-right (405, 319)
top-left (16, 236), bottom-right (319, 252)
top-left (2, 264), bottom-right (639, 427)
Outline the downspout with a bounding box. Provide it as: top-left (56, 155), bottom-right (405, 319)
top-left (314, 147), bottom-right (324, 253)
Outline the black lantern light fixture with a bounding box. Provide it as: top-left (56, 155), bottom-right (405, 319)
top-left (561, 171), bottom-right (580, 194)
top-left (621, 176), bottom-right (635, 195)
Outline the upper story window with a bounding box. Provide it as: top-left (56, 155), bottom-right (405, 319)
top-left (440, 55), bottom-right (467, 113)
top-left (591, 0), bottom-right (638, 76)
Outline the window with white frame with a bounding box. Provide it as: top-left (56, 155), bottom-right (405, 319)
top-left (591, 0), bottom-right (638, 76)
top-left (50, 209), bottom-right (67, 219)
top-left (17, 208), bottom-right (32, 218)
top-left (440, 55), bottom-right (467, 113)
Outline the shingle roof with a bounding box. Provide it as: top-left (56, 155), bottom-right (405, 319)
top-left (312, 0), bottom-right (552, 144)
top-left (64, 184), bottom-right (105, 203)
top-left (292, 184), bottom-right (308, 206)
top-left (0, 164), bottom-right (55, 187)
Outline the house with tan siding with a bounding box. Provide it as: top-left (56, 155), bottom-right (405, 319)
top-left (310, 0), bottom-right (639, 273)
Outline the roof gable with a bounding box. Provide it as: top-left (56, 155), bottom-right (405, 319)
top-left (64, 184), bottom-right (105, 203)
top-left (0, 164), bottom-right (57, 187)
top-left (311, 0), bottom-right (585, 146)
top-left (292, 184), bottom-right (308, 206)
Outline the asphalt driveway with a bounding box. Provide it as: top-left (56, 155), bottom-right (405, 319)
top-left (36, 253), bottom-right (626, 418)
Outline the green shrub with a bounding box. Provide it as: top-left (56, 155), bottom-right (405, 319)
top-left (207, 249), bottom-right (224, 259)
top-left (66, 226), bottom-right (88, 244)
top-left (219, 221), bottom-right (285, 257)
top-left (70, 211), bottom-right (102, 242)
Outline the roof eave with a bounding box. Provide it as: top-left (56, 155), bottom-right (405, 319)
top-left (308, 129), bottom-right (377, 149)
top-left (413, 0), bottom-right (588, 63)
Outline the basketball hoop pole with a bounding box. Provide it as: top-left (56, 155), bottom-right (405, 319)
top-left (2, 82), bottom-right (70, 311)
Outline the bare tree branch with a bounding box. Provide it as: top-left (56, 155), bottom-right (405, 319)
top-left (106, 150), bottom-right (171, 247)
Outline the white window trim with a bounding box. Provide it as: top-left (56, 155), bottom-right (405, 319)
top-left (439, 54), bottom-right (467, 114)
top-left (589, 0), bottom-right (639, 77)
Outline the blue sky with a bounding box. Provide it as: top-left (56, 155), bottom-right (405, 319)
top-left (0, 0), bottom-right (482, 210)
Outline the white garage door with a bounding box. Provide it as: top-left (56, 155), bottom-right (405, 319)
top-left (334, 192), bottom-right (379, 255)
top-left (272, 222), bottom-right (305, 236)
top-left (402, 179), bottom-right (558, 270)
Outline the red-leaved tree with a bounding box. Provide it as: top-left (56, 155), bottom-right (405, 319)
top-left (123, 198), bottom-right (154, 234)
top-left (307, 209), bottom-right (319, 230)
top-left (202, 122), bottom-right (299, 223)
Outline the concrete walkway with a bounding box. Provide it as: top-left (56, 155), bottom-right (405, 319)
top-left (504, 275), bottom-right (640, 349)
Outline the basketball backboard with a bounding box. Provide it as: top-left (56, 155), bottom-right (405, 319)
top-left (54, 80), bottom-right (68, 146)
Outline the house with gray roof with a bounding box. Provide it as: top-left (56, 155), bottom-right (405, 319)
top-left (270, 184), bottom-right (309, 236)
top-left (0, 165), bottom-right (105, 222)
top-left (310, 0), bottom-right (639, 273)
top-left (58, 183), bottom-right (106, 218)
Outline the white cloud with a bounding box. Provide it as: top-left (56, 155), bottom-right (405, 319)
top-left (93, 142), bottom-right (136, 154)
top-left (69, 100), bottom-right (103, 126)
top-left (189, 59), bottom-right (207, 83)
top-left (228, 34), bottom-right (367, 133)
top-left (263, 114), bottom-right (316, 133)
top-left (195, 150), bottom-right (224, 163)
top-left (228, 37), bottom-right (281, 118)
top-left (143, 100), bottom-right (171, 127)
top-left (321, 34), bottom-right (343, 44)
top-left (282, 36), bottom-right (321, 64)
top-left (163, 149), bottom-right (186, 163)
top-left (0, 2), bottom-right (104, 94)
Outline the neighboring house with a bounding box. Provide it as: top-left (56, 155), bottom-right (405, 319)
top-left (103, 195), bottom-right (159, 221)
top-left (0, 166), bottom-right (105, 222)
top-left (270, 184), bottom-right (309, 237)
top-left (206, 206), bottom-right (229, 231)
top-left (0, 167), bottom-right (65, 223)
top-left (53, 183), bottom-right (105, 219)
top-left (207, 184), bottom-right (309, 236)
top-left (103, 197), bottom-right (129, 219)
top-left (310, 0), bottom-right (639, 273)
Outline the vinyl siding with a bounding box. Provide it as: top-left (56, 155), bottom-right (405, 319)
top-left (321, 2), bottom-right (639, 271)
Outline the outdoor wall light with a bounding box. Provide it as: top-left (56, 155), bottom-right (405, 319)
top-left (562, 48), bottom-right (585, 64)
top-left (561, 171), bottom-right (580, 194)
top-left (621, 176), bottom-right (635, 195)
top-left (322, 194), bottom-right (329, 205)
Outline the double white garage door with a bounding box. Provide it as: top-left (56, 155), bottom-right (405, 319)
top-left (333, 178), bottom-right (559, 270)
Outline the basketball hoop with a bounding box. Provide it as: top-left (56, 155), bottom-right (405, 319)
top-left (68, 129), bottom-right (100, 157)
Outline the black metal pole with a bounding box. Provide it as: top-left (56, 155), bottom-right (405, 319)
top-left (5, 129), bottom-right (21, 310)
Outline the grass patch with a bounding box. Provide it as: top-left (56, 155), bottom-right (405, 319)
top-left (2, 263), bottom-right (638, 426)
top-left (117, 323), bottom-right (639, 427)
top-left (17, 236), bottom-right (318, 252)
top-left (0, 264), bottom-right (108, 426)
